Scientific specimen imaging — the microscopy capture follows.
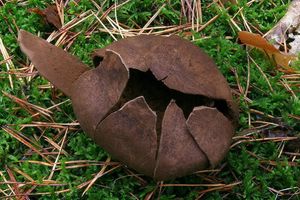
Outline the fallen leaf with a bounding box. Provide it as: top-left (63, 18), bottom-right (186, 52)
top-left (266, 0), bottom-right (300, 55)
top-left (28, 5), bottom-right (62, 29)
top-left (238, 31), bottom-right (278, 53)
top-left (262, 126), bottom-right (291, 138)
top-left (238, 31), bottom-right (298, 73)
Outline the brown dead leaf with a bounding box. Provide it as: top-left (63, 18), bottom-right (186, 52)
top-left (28, 5), bottom-right (62, 29)
top-left (238, 31), bottom-right (278, 53)
top-left (238, 31), bottom-right (298, 73)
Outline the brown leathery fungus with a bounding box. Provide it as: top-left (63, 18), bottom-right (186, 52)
top-left (18, 30), bottom-right (238, 181)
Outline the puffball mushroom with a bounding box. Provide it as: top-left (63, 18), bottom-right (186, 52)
top-left (18, 30), bottom-right (238, 181)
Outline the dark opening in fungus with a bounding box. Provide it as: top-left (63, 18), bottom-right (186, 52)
top-left (106, 68), bottom-right (231, 136)
top-left (18, 30), bottom-right (238, 181)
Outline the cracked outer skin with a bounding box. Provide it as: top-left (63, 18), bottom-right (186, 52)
top-left (70, 52), bottom-right (129, 139)
top-left (154, 101), bottom-right (208, 180)
top-left (95, 96), bottom-right (158, 177)
top-left (186, 106), bottom-right (234, 167)
top-left (93, 36), bottom-right (232, 100)
top-left (18, 30), bottom-right (238, 181)
top-left (93, 35), bottom-right (239, 125)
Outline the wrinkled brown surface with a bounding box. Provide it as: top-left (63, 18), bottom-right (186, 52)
top-left (18, 30), bottom-right (238, 181)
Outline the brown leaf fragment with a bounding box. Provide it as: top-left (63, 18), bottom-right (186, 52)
top-left (238, 31), bottom-right (298, 73)
top-left (18, 30), bottom-right (89, 96)
top-left (186, 107), bottom-right (233, 167)
top-left (262, 126), bottom-right (291, 138)
top-left (95, 96), bottom-right (157, 177)
top-left (29, 5), bottom-right (62, 29)
top-left (239, 31), bottom-right (279, 53)
top-left (154, 101), bottom-right (208, 181)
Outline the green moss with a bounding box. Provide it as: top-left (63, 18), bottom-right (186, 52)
top-left (1, 0), bottom-right (299, 199)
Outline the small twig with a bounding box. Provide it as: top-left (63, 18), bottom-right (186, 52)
top-left (139, 3), bottom-right (166, 34)
top-left (82, 157), bottom-right (111, 196)
top-left (2, 126), bottom-right (53, 164)
top-left (47, 128), bottom-right (69, 180)
top-left (249, 55), bottom-right (274, 92)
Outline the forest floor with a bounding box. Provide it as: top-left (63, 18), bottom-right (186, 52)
top-left (1, 0), bottom-right (300, 199)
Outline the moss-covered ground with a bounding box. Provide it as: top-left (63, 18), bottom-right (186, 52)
top-left (1, 0), bottom-right (300, 199)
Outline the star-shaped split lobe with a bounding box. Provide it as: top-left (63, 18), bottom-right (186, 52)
top-left (91, 65), bottom-right (234, 180)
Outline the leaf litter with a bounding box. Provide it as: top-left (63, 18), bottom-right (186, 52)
top-left (239, 0), bottom-right (300, 74)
